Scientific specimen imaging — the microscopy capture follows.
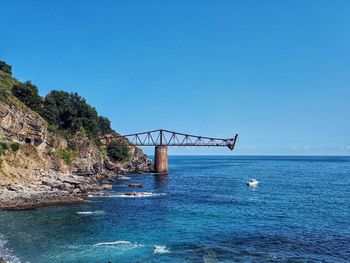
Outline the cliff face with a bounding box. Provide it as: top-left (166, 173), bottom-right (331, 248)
top-left (0, 100), bottom-right (152, 177)
top-left (0, 71), bottom-right (153, 209)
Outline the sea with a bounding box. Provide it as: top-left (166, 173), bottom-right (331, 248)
top-left (0, 156), bottom-right (349, 263)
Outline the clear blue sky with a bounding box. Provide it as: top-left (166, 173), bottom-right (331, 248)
top-left (1, 0), bottom-right (349, 155)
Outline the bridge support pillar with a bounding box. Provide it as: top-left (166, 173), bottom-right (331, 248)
top-left (154, 146), bottom-right (168, 174)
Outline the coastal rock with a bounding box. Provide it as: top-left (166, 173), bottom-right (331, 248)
top-left (42, 180), bottom-right (60, 189)
top-left (101, 184), bottom-right (113, 189)
top-left (62, 178), bottom-right (80, 185)
top-left (58, 183), bottom-right (74, 193)
top-left (0, 101), bottom-right (48, 150)
top-left (125, 192), bottom-right (139, 196)
top-left (72, 188), bottom-right (81, 195)
top-left (6, 185), bottom-right (18, 191)
top-left (128, 183), bottom-right (144, 188)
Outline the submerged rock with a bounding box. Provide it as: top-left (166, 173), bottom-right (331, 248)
top-left (128, 183), bottom-right (144, 188)
top-left (125, 192), bottom-right (139, 196)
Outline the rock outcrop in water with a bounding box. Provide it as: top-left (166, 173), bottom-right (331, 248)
top-left (0, 63), bottom-right (153, 210)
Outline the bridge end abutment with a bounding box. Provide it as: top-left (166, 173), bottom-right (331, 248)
top-left (154, 146), bottom-right (168, 174)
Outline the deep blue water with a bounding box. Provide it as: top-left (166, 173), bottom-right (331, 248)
top-left (0, 156), bottom-right (350, 262)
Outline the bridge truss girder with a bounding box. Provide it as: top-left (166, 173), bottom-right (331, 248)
top-left (115, 129), bottom-right (238, 150)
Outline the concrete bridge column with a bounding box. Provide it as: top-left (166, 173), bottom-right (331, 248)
top-left (154, 146), bottom-right (168, 174)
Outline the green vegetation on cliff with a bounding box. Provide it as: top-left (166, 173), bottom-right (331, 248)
top-left (0, 140), bottom-right (20, 156)
top-left (11, 84), bottom-right (112, 141)
top-left (42, 90), bottom-right (113, 139)
top-left (107, 141), bottom-right (130, 162)
top-left (57, 148), bottom-right (77, 165)
top-left (12, 81), bottom-right (43, 113)
top-left (0, 61), bottom-right (11, 75)
top-left (0, 64), bottom-right (21, 108)
top-left (0, 60), bottom-right (129, 162)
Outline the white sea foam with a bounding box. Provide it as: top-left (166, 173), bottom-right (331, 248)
top-left (115, 192), bottom-right (166, 198)
top-left (153, 245), bottom-right (170, 254)
top-left (0, 234), bottom-right (21, 263)
top-left (95, 240), bottom-right (131, 246)
top-left (118, 176), bottom-right (131, 180)
top-left (76, 210), bottom-right (105, 215)
top-left (94, 240), bottom-right (145, 251)
top-left (89, 192), bottom-right (166, 198)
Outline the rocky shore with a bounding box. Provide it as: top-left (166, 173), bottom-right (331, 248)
top-left (0, 171), bottom-right (136, 210)
top-left (0, 67), bottom-right (154, 211)
top-left (0, 172), bottom-right (127, 210)
top-left (0, 98), bottom-right (153, 210)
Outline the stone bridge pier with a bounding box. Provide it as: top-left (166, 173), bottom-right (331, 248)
top-left (154, 146), bottom-right (168, 174)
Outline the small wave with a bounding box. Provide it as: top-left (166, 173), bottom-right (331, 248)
top-left (95, 240), bottom-right (131, 246)
top-left (153, 245), bottom-right (170, 254)
top-left (118, 176), bottom-right (131, 180)
top-left (0, 234), bottom-right (21, 263)
top-left (76, 210), bottom-right (105, 215)
top-left (114, 192), bottom-right (166, 198)
top-left (94, 240), bottom-right (145, 251)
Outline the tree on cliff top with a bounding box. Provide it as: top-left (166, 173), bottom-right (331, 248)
top-left (98, 116), bottom-right (112, 134)
top-left (12, 81), bottom-right (43, 113)
top-left (42, 90), bottom-right (112, 139)
top-left (8, 62), bottom-right (113, 141)
top-left (0, 61), bottom-right (12, 75)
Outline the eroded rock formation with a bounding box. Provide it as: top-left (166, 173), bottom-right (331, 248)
top-left (0, 99), bottom-right (153, 209)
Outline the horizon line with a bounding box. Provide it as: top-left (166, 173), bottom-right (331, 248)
top-left (147, 154), bottom-right (350, 157)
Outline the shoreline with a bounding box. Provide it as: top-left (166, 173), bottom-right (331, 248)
top-left (0, 172), bottom-right (152, 263)
top-left (0, 194), bottom-right (86, 211)
top-left (0, 172), bottom-right (148, 211)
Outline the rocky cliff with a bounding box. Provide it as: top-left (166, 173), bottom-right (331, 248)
top-left (0, 69), bottom-right (153, 209)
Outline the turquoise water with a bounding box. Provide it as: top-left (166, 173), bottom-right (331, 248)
top-left (0, 156), bottom-right (350, 262)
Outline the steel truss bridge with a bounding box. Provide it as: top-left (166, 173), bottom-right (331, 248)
top-left (115, 129), bottom-right (238, 174)
top-left (115, 129), bottom-right (238, 151)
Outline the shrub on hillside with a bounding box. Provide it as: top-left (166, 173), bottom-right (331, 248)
top-left (57, 148), bottom-right (76, 165)
top-left (0, 141), bottom-right (19, 156)
top-left (0, 141), bottom-right (9, 156)
top-left (107, 141), bottom-right (130, 162)
top-left (10, 142), bottom-right (20, 152)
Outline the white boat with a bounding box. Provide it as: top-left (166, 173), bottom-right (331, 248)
top-left (246, 179), bottom-right (259, 187)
